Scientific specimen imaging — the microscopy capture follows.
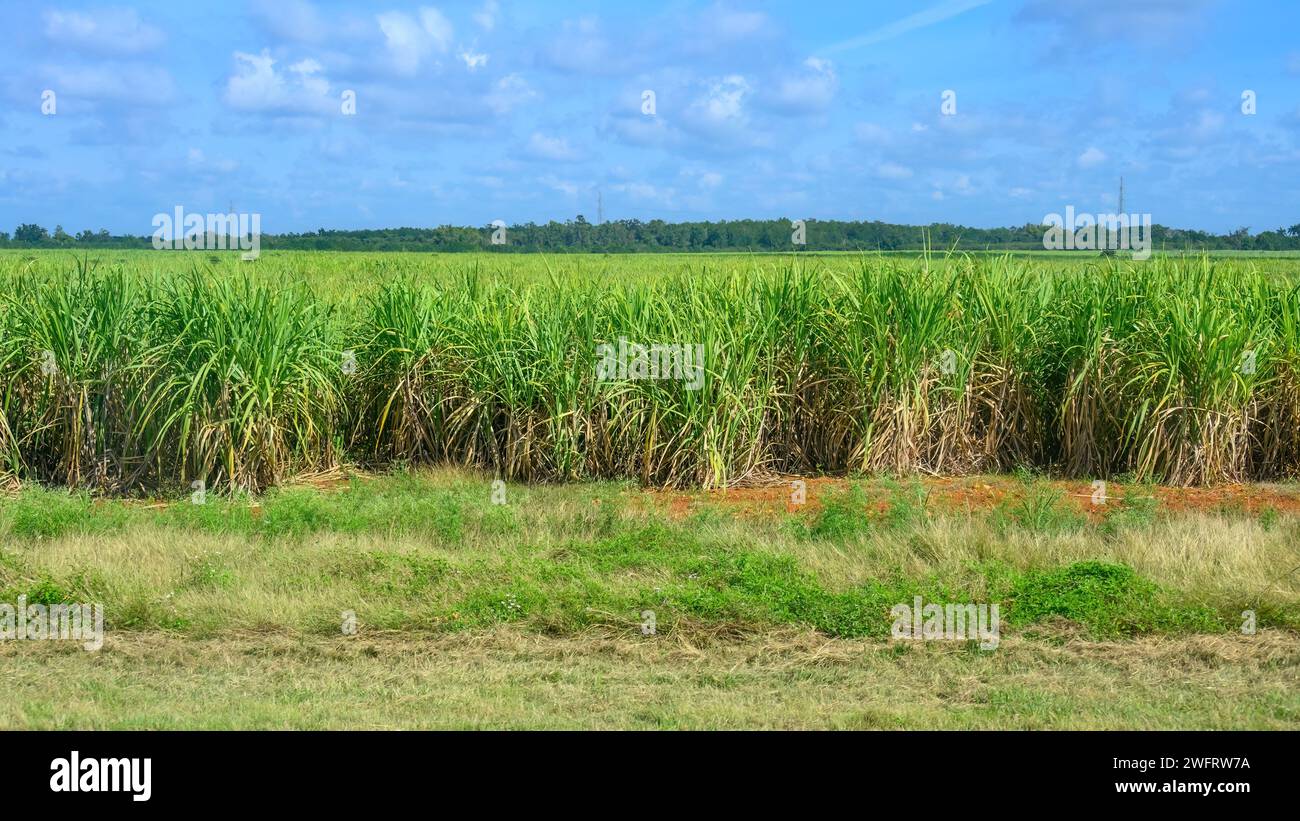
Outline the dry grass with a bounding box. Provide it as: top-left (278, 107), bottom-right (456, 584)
top-left (4, 505), bottom-right (1296, 636)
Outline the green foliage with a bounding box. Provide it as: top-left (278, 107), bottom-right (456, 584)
top-left (0, 471), bottom-right (1277, 640)
top-left (26, 577), bottom-right (71, 604)
top-left (0, 488), bottom-right (128, 539)
top-left (1004, 561), bottom-right (1221, 637)
top-left (0, 254), bottom-right (1298, 494)
top-left (9, 220), bottom-right (1300, 253)
top-left (995, 486), bottom-right (1086, 535)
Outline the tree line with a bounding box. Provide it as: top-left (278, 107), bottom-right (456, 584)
top-left (6, 217), bottom-right (1300, 253)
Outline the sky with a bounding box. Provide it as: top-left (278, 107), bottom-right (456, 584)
top-left (1, 0), bottom-right (1298, 235)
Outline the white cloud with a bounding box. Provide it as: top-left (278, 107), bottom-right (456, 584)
top-left (1077, 146), bottom-right (1108, 168)
top-left (1017, 0), bottom-right (1214, 52)
top-left (686, 75), bottom-right (750, 131)
top-left (525, 132), bottom-right (582, 162)
top-left (612, 181), bottom-right (675, 206)
top-left (44, 8), bottom-right (165, 55)
top-left (251, 0), bottom-right (329, 42)
top-left (706, 7), bottom-right (769, 40)
top-left (289, 59), bottom-right (330, 97)
top-left (541, 17), bottom-right (623, 74)
top-left (539, 174), bottom-right (580, 196)
top-left (1190, 109), bottom-right (1224, 139)
top-left (680, 168), bottom-right (723, 190)
top-left (474, 0), bottom-right (500, 31)
top-left (377, 7), bottom-right (453, 74)
top-left (420, 8), bottom-right (454, 50)
top-left (223, 50), bottom-right (334, 114)
top-left (487, 73), bottom-right (536, 113)
top-left (187, 147), bottom-right (239, 174)
top-left (768, 57), bottom-right (838, 114)
top-left (855, 123), bottom-right (891, 144)
top-left (460, 49), bottom-right (489, 71)
top-left (40, 63), bottom-right (177, 106)
top-left (605, 112), bottom-right (678, 148)
top-left (877, 162), bottom-right (914, 180)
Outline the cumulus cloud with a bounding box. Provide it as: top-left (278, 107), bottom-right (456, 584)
top-left (222, 50), bottom-right (335, 114)
top-left (684, 75), bottom-right (750, 132)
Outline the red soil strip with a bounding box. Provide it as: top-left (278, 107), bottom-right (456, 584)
top-left (639, 475), bottom-right (1300, 522)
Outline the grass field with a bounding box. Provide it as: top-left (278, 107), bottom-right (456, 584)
top-left (1, 467), bottom-right (1297, 729)
top-left (1, 249), bottom-right (1297, 729)
top-left (6, 629), bottom-right (1295, 729)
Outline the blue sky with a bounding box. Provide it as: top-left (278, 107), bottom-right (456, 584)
top-left (1, 0), bottom-right (1298, 234)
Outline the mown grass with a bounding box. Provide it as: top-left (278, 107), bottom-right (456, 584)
top-left (4, 629), bottom-right (1296, 729)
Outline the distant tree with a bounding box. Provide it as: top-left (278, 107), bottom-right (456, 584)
top-left (6, 216), bottom-right (1300, 253)
top-left (13, 223), bottom-right (48, 244)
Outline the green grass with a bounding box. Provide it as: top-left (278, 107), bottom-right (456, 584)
top-left (1, 469), bottom-right (1295, 637)
top-left (1, 468), bottom-right (1296, 729)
